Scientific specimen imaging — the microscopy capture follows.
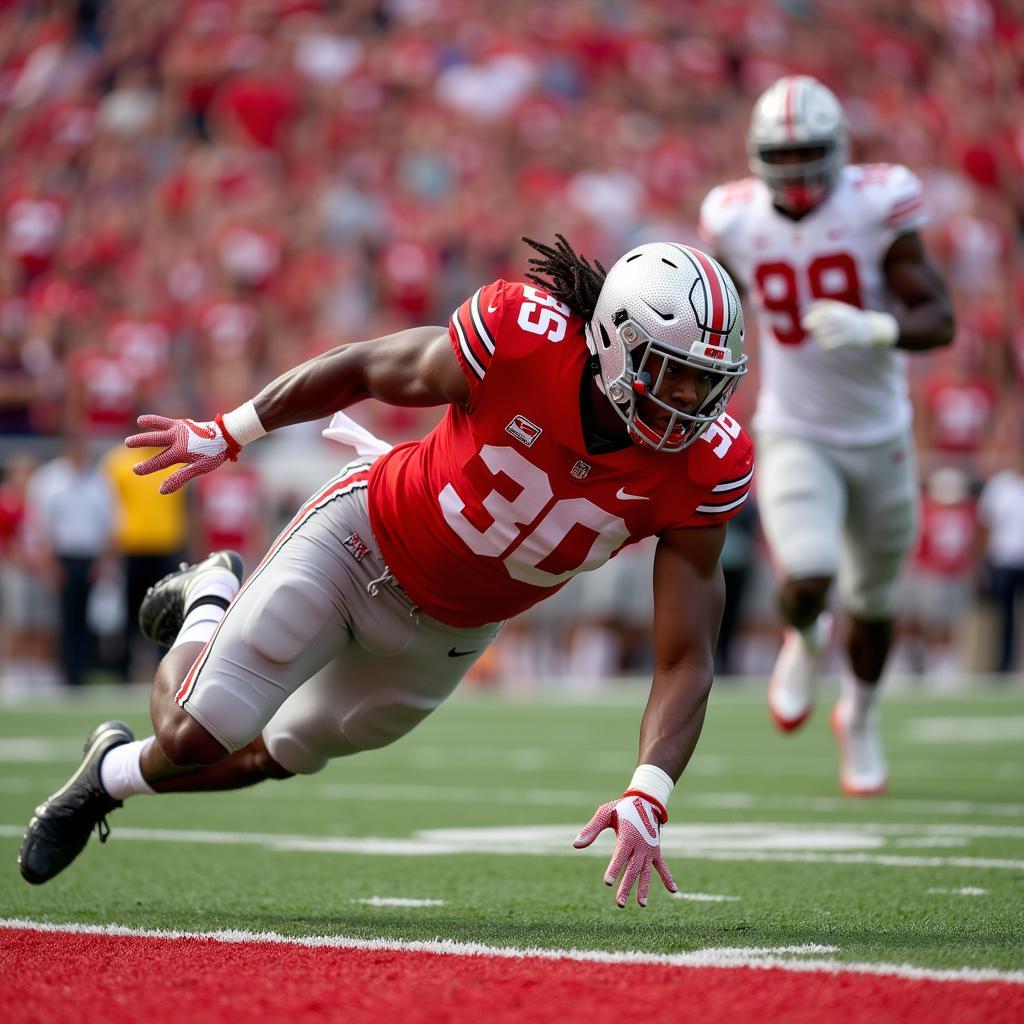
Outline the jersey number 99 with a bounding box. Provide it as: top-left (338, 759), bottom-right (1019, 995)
top-left (755, 253), bottom-right (862, 345)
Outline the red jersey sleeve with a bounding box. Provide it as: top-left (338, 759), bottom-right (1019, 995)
top-left (448, 280), bottom-right (508, 398)
top-left (677, 413), bottom-right (754, 528)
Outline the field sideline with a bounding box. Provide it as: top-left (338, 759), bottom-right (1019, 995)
top-left (1, 683), bottom-right (1022, 1022)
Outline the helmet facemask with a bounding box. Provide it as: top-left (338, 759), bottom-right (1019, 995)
top-left (749, 143), bottom-right (844, 215)
top-left (587, 307), bottom-right (745, 453)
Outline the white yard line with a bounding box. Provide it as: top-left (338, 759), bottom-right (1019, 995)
top-left (2, 771), bottom-right (1022, 818)
top-left (2, 737), bottom-right (1019, 781)
top-left (2, 919), bottom-right (1022, 986)
top-left (354, 897), bottom-right (446, 907)
top-left (1, 823), bottom-right (1020, 870)
top-left (673, 892), bottom-right (741, 902)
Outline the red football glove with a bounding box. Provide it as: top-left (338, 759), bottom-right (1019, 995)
top-left (573, 794), bottom-right (677, 908)
top-left (126, 414), bottom-right (241, 495)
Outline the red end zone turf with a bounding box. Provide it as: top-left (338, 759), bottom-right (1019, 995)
top-left (3, 929), bottom-right (1023, 1024)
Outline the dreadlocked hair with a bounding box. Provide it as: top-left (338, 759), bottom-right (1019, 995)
top-left (522, 234), bottom-right (607, 320)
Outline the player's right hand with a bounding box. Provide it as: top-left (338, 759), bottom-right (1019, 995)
top-left (573, 795), bottom-right (678, 908)
top-left (126, 414), bottom-right (241, 494)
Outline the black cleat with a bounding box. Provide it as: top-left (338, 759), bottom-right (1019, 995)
top-left (138, 550), bottom-right (244, 648)
top-left (19, 720), bottom-right (134, 885)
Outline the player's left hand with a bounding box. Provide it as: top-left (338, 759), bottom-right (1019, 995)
top-left (573, 795), bottom-right (677, 908)
top-left (802, 299), bottom-right (899, 351)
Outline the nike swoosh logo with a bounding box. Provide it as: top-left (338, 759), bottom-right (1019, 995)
top-left (448, 647), bottom-right (479, 658)
top-left (487, 303), bottom-right (498, 313)
top-left (186, 420), bottom-right (216, 439)
top-left (615, 487), bottom-right (649, 501)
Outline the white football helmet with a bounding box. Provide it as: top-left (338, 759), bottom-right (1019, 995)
top-left (747, 75), bottom-right (847, 214)
top-left (586, 242), bottom-right (747, 452)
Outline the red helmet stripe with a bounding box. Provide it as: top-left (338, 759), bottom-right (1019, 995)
top-left (681, 245), bottom-right (728, 334)
top-left (782, 75), bottom-right (798, 139)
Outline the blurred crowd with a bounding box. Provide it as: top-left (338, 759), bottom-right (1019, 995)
top-left (0, 0), bottom-right (1022, 692)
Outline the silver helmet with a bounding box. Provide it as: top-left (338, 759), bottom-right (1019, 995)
top-left (585, 242), bottom-right (747, 452)
top-left (747, 75), bottom-right (847, 213)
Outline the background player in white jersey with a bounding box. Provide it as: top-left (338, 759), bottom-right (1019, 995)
top-left (700, 75), bottom-right (954, 795)
top-left (20, 237), bottom-right (754, 909)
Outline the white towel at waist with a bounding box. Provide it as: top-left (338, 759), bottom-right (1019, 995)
top-left (321, 410), bottom-right (394, 456)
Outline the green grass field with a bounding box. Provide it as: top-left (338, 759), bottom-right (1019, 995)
top-left (2, 684), bottom-right (1022, 973)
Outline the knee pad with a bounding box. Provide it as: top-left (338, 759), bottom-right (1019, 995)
top-left (263, 730), bottom-right (330, 776)
top-left (242, 580), bottom-right (335, 665)
top-left (339, 692), bottom-right (440, 752)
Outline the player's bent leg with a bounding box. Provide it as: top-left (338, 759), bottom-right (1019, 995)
top-left (830, 434), bottom-right (917, 796)
top-left (146, 735), bottom-right (294, 793)
top-left (778, 576), bottom-right (831, 631)
top-left (847, 615), bottom-right (893, 684)
top-left (757, 433), bottom-right (844, 733)
top-left (769, 577), bottom-right (834, 732)
top-left (18, 553), bottom-right (250, 884)
top-left (831, 613), bottom-right (891, 796)
top-left (263, 616), bottom-right (500, 776)
top-left (150, 642), bottom-right (233, 770)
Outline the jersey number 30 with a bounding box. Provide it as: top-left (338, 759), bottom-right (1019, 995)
top-left (439, 446), bottom-right (629, 588)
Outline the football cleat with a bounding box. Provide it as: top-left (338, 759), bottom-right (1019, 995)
top-left (767, 612), bottom-right (832, 732)
top-left (19, 721), bottom-right (134, 885)
top-left (830, 702), bottom-right (888, 796)
top-left (138, 550), bottom-right (244, 648)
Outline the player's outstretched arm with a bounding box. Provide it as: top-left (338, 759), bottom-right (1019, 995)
top-left (128, 326), bottom-right (468, 493)
top-left (573, 524), bottom-right (726, 907)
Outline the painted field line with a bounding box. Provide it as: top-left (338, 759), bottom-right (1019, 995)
top-left (5, 736), bottom-right (1019, 780)
top-left (689, 792), bottom-right (1024, 818)
top-left (9, 772), bottom-right (1020, 819)
top-left (928, 888), bottom-right (989, 896)
top-left (2, 919), bottom-right (1022, 987)
top-left (673, 892), bottom-right (741, 903)
top-left (355, 897), bottom-right (445, 907)
top-left (236, 782), bottom-right (1024, 819)
top-left (1, 823), bottom-right (1020, 870)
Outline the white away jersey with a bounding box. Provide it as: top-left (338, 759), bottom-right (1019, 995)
top-left (700, 164), bottom-right (927, 446)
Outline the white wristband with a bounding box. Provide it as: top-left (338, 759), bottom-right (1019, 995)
top-left (222, 400), bottom-right (267, 447)
top-left (626, 764), bottom-right (674, 811)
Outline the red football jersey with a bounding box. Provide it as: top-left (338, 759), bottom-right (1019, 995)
top-left (368, 279), bottom-right (753, 628)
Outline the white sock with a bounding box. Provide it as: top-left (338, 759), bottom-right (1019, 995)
top-left (170, 568), bottom-right (241, 650)
top-left (100, 738), bottom-right (157, 799)
top-left (185, 568), bottom-right (241, 612)
top-left (840, 668), bottom-right (880, 726)
top-left (172, 603), bottom-right (227, 649)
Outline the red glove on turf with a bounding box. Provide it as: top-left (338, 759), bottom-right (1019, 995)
top-left (126, 414), bottom-right (241, 495)
top-left (573, 794), bottom-right (677, 908)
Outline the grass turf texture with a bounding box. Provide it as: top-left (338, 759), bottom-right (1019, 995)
top-left (1, 685), bottom-right (1022, 972)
